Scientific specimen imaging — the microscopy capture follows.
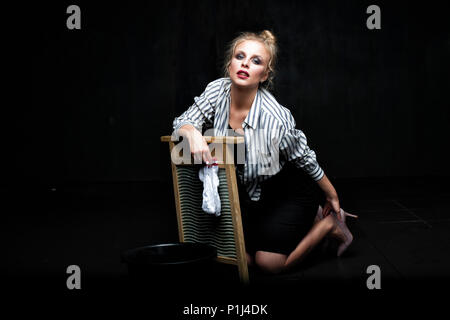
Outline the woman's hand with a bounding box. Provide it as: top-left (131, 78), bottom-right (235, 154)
top-left (180, 125), bottom-right (213, 164)
top-left (322, 193), bottom-right (341, 220)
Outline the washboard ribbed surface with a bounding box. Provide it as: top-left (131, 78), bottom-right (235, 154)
top-left (176, 165), bottom-right (237, 259)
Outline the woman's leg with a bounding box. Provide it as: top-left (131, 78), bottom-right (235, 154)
top-left (255, 214), bottom-right (345, 274)
top-left (283, 214), bottom-right (337, 269)
top-left (254, 251), bottom-right (287, 274)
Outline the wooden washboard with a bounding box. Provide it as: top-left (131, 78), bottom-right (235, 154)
top-left (160, 135), bottom-right (249, 284)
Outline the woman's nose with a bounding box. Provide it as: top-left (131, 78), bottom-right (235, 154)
top-left (241, 59), bottom-right (249, 68)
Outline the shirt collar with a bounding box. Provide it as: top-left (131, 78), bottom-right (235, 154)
top-left (243, 89), bottom-right (261, 129)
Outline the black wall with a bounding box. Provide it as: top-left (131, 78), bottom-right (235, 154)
top-left (26, 0), bottom-right (450, 186)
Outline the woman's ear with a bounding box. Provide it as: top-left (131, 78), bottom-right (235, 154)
top-left (261, 70), bottom-right (269, 83)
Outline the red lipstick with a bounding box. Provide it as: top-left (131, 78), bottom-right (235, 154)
top-left (237, 70), bottom-right (250, 79)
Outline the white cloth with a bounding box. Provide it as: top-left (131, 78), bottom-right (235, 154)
top-left (198, 164), bottom-right (221, 216)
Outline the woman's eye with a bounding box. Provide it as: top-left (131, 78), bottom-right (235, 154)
top-left (236, 54), bottom-right (244, 59)
top-left (253, 58), bottom-right (261, 65)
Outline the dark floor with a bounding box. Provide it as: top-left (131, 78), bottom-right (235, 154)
top-left (4, 175), bottom-right (450, 314)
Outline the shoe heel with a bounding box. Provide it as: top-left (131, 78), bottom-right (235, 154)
top-left (339, 208), bottom-right (358, 221)
top-left (344, 212), bottom-right (358, 219)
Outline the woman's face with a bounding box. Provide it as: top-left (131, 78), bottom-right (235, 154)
top-left (228, 40), bottom-right (270, 89)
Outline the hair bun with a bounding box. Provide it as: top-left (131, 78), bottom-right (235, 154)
top-left (259, 30), bottom-right (276, 44)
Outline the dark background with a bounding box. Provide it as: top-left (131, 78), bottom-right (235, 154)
top-left (25, 0), bottom-right (450, 186)
top-left (7, 0), bottom-right (450, 309)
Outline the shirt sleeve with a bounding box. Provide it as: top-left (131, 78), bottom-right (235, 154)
top-left (279, 112), bottom-right (324, 181)
top-left (172, 79), bottom-right (223, 133)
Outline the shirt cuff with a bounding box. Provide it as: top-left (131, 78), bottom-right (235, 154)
top-left (309, 165), bottom-right (324, 181)
top-left (174, 120), bottom-right (197, 131)
top-left (172, 120), bottom-right (201, 140)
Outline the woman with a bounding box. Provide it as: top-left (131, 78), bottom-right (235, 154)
top-left (172, 30), bottom-right (356, 274)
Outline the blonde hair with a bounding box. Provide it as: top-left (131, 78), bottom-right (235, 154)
top-left (223, 30), bottom-right (278, 90)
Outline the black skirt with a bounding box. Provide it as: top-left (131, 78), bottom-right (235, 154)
top-left (237, 162), bottom-right (323, 256)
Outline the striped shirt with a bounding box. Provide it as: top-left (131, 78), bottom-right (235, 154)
top-left (173, 77), bottom-right (324, 201)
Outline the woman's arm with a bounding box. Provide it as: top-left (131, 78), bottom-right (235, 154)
top-left (316, 173), bottom-right (342, 220)
top-left (172, 79), bottom-right (226, 164)
top-left (172, 79), bottom-right (224, 133)
top-left (278, 112), bottom-right (342, 218)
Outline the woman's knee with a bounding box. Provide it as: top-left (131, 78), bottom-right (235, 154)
top-left (254, 251), bottom-right (287, 274)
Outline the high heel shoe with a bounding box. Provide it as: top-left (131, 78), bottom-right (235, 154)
top-left (316, 205), bottom-right (358, 222)
top-left (315, 205), bottom-right (324, 221)
top-left (334, 214), bottom-right (354, 257)
top-left (316, 205), bottom-right (357, 256)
